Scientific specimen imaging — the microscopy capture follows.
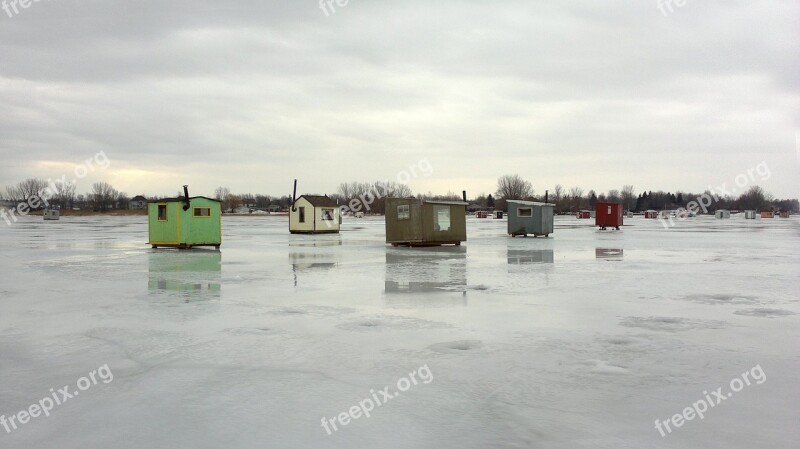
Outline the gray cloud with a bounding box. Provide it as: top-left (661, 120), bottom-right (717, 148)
top-left (0, 0), bottom-right (797, 198)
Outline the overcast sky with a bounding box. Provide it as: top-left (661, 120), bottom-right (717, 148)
top-left (1, 0), bottom-right (798, 200)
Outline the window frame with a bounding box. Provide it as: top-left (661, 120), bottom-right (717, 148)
top-left (397, 204), bottom-right (410, 220)
top-left (299, 206), bottom-right (305, 223)
top-left (157, 204), bottom-right (168, 221)
top-left (517, 207), bottom-right (533, 217)
top-left (193, 207), bottom-right (212, 218)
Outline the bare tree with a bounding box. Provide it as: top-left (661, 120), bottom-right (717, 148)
top-left (214, 186), bottom-right (235, 212)
top-left (54, 180), bottom-right (76, 209)
top-left (394, 183), bottom-right (412, 198)
top-left (621, 184), bottom-right (636, 211)
top-left (7, 178), bottom-right (48, 203)
top-left (5, 185), bottom-right (21, 201)
top-left (607, 189), bottom-right (621, 203)
top-left (737, 185), bottom-right (773, 210)
top-left (568, 186), bottom-right (584, 212)
top-left (496, 174), bottom-right (533, 200)
top-left (91, 182), bottom-right (117, 211)
top-left (553, 184), bottom-right (565, 213)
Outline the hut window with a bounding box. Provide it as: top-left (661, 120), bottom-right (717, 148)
top-left (299, 207), bottom-right (305, 223)
top-left (321, 209), bottom-right (334, 220)
top-left (157, 204), bottom-right (167, 221)
top-left (397, 205), bottom-right (410, 220)
top-left (193, 207), bottom-right (211, 217)
top-left (517, 207), bottom-right (532, 217)
top-left (433, 205), bottom-right (451, 232)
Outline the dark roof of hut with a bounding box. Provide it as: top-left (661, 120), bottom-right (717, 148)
top-left (147, 196), bottom-right (220, 203)
top-left (296, 195), bottom-right (338, 207)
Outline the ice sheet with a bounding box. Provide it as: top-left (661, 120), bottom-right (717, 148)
top-left (1, 214), bottom-right (798, 448)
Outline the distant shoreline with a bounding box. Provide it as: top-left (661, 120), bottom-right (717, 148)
top-left (27, 210), bottom-right (147, 217)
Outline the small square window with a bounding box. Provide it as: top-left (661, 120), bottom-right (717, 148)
top-left (157, 204), bottom-right (167, 221)
top-left (397, 205), bottom-right (410, 220)
top-left (193, 207), bottom-right (211, 217)
top-left (321, 209), bottom-right (334, 220)
top-left (518, 207), bottom-right (532, 217)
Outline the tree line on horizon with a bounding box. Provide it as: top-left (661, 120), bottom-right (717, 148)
top-left (3, 175), bottom-right (798, 214)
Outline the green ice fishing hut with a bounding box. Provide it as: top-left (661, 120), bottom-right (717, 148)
top-left (148, 186), bottom-right (222, 249)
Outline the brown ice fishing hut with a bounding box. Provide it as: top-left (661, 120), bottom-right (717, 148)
top-left (385, 198), bottom-right (467, 246)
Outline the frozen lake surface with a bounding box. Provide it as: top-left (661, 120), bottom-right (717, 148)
top-left (1, 214), bottom-right (798, 448)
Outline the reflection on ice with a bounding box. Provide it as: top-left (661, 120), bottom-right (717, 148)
top-left (287, 236), bottom-right (342, 247)
top-left (147, 250), bottom-right (222, 298)
top-left (290, 251), bottom-right (340, 287)
top-left (384, 246), bottom-right (467, 294)
top-left (507, 249), bottom-right (554, 264)
top-left (596, 247), bottom-right (624, 260)
top-left (289, 252), bottom-right (338, 271)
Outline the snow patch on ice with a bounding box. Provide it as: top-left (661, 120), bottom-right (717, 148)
top-left (619, 316), bottom-right (727, 332)
top-left (734, 308), bottom-right (795, 318)
top-left (267, 305), bottom-right (356, 317)
top-left (679, 293), bottom-right (760, 305)
top-left (337, 316), bottom-right (450, 332)
top-left (223, 327), bottom-right (279, 335)
top-left (428, 340), bottom-right (483, 353)
top-left (586, 360), bottom-right (629, 374)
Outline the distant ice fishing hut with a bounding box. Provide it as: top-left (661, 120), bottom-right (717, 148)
top-left (507, 200), bottom-right (554, 237)
top-left (288, 180), bottom-right (340, 234)
top-left (385, 194), bottom-right (467, 247)
top-left (595, 202), bottom-right (624, 230)
top-left (744, 210), bottom-right (757, 219)
top-left (715, 210), bottom-right (731, 219)
top-left (760, 211), bottom-right (774, 218)
top-left (148, 186), bottom-right (221, 249)
top-left (43, 209), bottom-right (60, 220)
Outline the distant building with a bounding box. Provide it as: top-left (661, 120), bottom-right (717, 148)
top-left (385, 198), bottom-right (467, 246)
top-left (595, 202), bottom-right (624, 230)
top-left (507, 200), bottom-right (554, 237)
top-left (129, 195), bottom-right (148, 210)
top-left (716, 210), bottom-right (731, 219)
top-left (289, 195), bottom-right (341, 234)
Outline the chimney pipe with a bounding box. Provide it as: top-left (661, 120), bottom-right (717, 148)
top-left (545, 190), bottom-right (549, 204)
top-left (182, 185), bottom-right (190, 211)
top-left (462, 190), bottom-right (467, 202)
top-left (291, 179), bottom-right (298, 212)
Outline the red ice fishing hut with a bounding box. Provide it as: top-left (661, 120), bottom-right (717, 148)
top-left (595, 202), bottom-right (624, 230)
